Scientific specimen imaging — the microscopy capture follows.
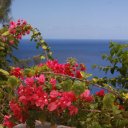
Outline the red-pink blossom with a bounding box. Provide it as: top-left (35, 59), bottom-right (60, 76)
top-left (80, 63), bottom-right (86, 71)
top-left (35, 97), bottom-right (48, 109)
top-left (50, 78), bottom-right (56, 89)
top-left (23, 20), bottom-right (27, 25)
top-left (9, 101), bottom-right (24, 122)
top-left (9, 29), bottom-right (16, 34)
top-left (18, 84), bottom-right (48, 110)
top-left (9, 40), bottom-right (15, 45)
top-left (76, 70), bottom-right (82, 78)
top-left (9, 21), bottom-right (17, 29)
top-left (3, 115), bottom-right (15, 128)
top-left (25, 77), bottom-right (35, 86)
top-left (45, 60), bottom-right (87, 78)
top-left (36, 74), bottom-right (45, 84)
top-left (34, 87), bottom-right (48, 109)
top-left (17, 34), bottom-right (22, 39)
top-left (48, 91), bottom-right (77, 112)
top-left (19, 95), bottom-right (28, 105)
top-left (96, 90), bottom-right (105, 97)
top-left (48, 101), bottom-right (58, 111)
top-left (68, 105), bottom-right (78, 116)
top-left (10, 67), bottom-right (22, 78)
top-left (80, 89), bottom-right (94, 102)
top-left (26, 30), bottom-right (30, 34)
top-left (50, 90), bottom-right (61, 99)
top-left (59, 91), bottom-right (76, 109)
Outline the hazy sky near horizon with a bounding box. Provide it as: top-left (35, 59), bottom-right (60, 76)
top-left (12, 0), bottom-right (128, 39)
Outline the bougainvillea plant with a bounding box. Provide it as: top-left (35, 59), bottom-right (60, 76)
top-left (0, 20), bottom-right (128, 128)
top-left (0, 19), bottom-right (52, 70)
top-left (2, 60), bottom-right (128, 128)
top-left (0, 19), bottom-right (53, 124)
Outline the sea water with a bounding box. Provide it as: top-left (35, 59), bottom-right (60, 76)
top-left (13, 39), bottom-right (128, 79)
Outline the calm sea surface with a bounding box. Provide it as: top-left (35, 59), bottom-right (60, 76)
top-left (14, 39), bottom-right (128, 78)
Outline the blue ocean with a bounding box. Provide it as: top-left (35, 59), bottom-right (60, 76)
top-left (13, 39), bottom-right (128, 78)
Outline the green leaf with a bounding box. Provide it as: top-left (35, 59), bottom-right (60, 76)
top-left (0, 69), bottom-right (9, 76)
top-left (72, 80), bottom-right (85, 95)
top-left (112, 105), bottom-right (121, 115)
top-left (40, 55), bottom-right (45, 60)
top-left (103, 93), bottom-right (115, 109)
top-left (102, 54), bottom-right (107, 60)
top-left (80, 71), bottom-right (92, 78)
top-left (0, 125), bottom-right (3, 128)
top-left (80, 71), bottom-right (86, 78)
top-left (7, 76), bottom-right (19, 87)
top-left (2, 31), bottom-right (9, 36)
top-left (61, 79), bottom-right (73, 91)
top-left (40, 39), bottom-right (45, 43)
top-left (42, 45), bottom-right (47, 50)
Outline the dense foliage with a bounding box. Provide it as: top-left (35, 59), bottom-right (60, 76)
top-left (93, 42), bottom-right (128, 90)
top-left (0, 20), bottom-right (128, 128)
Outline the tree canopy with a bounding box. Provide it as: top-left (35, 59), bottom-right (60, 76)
top-left (0, 0), bottom-right (13, 24)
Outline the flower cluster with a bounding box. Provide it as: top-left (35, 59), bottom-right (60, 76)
top-left (3, 115), bottom-right (15, 128)
top-left (4, 59), bottom-right (127, 128)
top-left (48, 90), bottom-right (78, 115)
top-left (10, 67), bottom-right (23, 78)
top-left (80, 89), bottom-right (94, 102)
top-left (10, 60), bottom-right (86, 79)
top-left (96, 89), bottom-right (105, 97)
top-left (46, 60), bottom-right (86, 78)
top-left (9, 19), bottom-right (31, 40)
top-left (3, 60), bottom-right (88, 127)
top-left (3, 76), bottom-right (79, 127)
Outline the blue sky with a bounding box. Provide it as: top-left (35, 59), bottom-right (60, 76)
top-left (12, 0), bottom-right (128, 39)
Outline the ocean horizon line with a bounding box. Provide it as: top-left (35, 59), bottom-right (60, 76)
top-left (21, 38), bottom-right (128, 41)
top-left (20, 38), bottom-right (128, 44)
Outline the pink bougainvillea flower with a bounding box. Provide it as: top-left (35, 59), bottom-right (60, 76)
top-left (68, 105), bottom-right (78, 116)
top-left (19, 95), bottom-right (28, 105)
top-left (9, 21), bottom-right (17, 29)
top-left (17, 34), bottom-right (22, 39)
top-left (59, 91), bottom-right (76, 109)
top-left (96, 90), bottom-right (105, 97)
top-left (35, 97), bottom-right (48, 109)
top-left (9, 40), bottom-right (15, 45)
top-left (25, 77), bottom-right (35, 86)
top-left (76, 70), bottom-right (82, 78)
top-left (36, 74), bottom-right (45, 85)
top-left (10, 67), bottom-right (23, 78)
top-left (9, 28), bottom-right (16, 34)
top-left (23, 20), bottom-right (27, 25)
top-left (26, 30), bottom-right (30, 34)
top-left (50, 90), bottom-right (61, 99)
top-left (48, 91), bottom-right (77, 112)
top-left (3, 115), bottom-right (15, 128)
top-left (80, 89), bottom-right (94, 102)
top-left (50, 78), bottom-right (56, 89)
top-left (48, 101), bottom-right (58, 111)
top-left (34, 87), bottom-right (48, 109)
top-left (9, 101), bottom-right (24, 122)
top-left (80, 63), bottom-right (86, 71)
